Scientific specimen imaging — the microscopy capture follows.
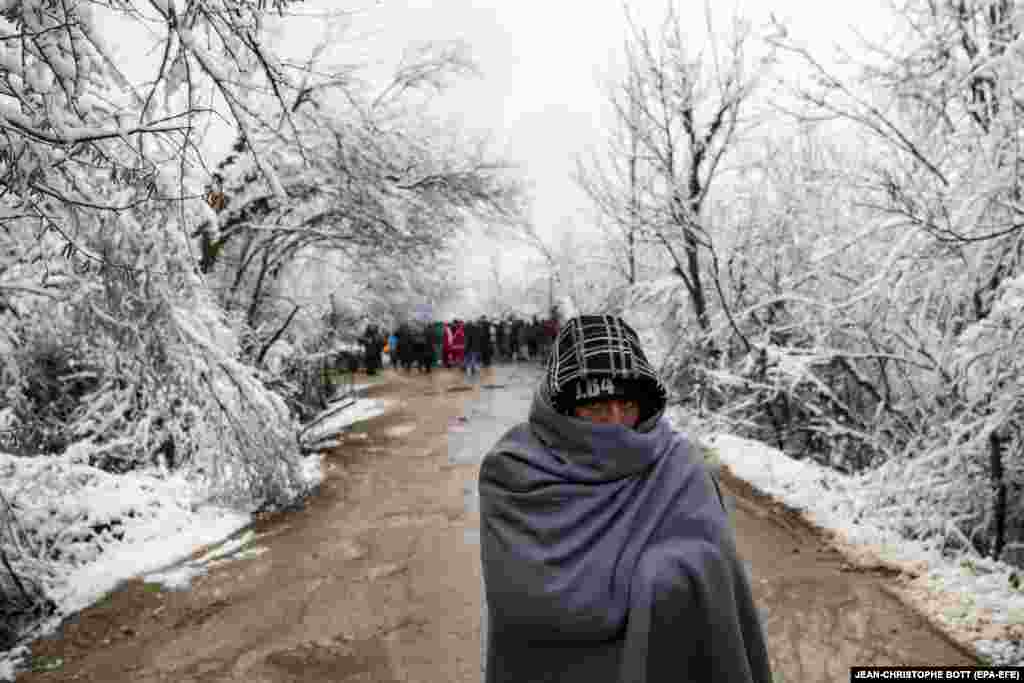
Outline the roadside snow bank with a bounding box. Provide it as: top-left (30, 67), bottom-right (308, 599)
top-left (691, 427), bottom-right (1024, 665)
top-left (1, 387), bottom-right (391, 679)
top-left (0, 392), bottom-right (390, 680)
top-left (0, 450), bottom-right (256, 679)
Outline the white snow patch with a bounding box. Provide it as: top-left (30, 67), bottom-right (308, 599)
top-left (143, 528), bottom-right (270, 591)
top-left (301, 398), bottom-right (392, 445)
top-left (0, 648), bottom-right (27, 682)
top-left (0, 451), bottom-right (261, 681)
top-left (0, 430), bottom-right (326, 680)
top-left (58, 504), bottom-right (250, 614)
top-left (384, 423), bottom-right (417, 438)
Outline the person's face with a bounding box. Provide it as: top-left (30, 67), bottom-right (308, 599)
top-left (573, 398), bottom-right (641, 428)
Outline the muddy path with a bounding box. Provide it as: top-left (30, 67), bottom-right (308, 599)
top-left (18, 368), bottom-right (485, 683)
top-left (15, 365), bottom-right (979, 682)
top-left (722, 470), bottom-right (979, 679)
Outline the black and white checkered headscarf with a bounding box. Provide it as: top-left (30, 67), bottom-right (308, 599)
top-left (545, 315), bottom-right (667, 420)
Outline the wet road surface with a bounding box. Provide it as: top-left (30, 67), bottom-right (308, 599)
top-left (15, 363), bottom-right (977, 683)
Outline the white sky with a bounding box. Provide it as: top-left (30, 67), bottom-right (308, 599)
top-left (323, 0), bottom-right (896, 302)
top-left (344, 0), bottom-right (891, 231)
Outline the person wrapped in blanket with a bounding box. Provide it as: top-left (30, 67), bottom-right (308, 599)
top-left (478, 314), bottom-right (772, 683)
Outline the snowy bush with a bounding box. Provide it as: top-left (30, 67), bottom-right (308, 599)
top-left (2, 315), bottom-right (97, 457)
top-left (0, 284), bottom-right (313, 653)
top-left (0, 0), bottom-right (524, 655)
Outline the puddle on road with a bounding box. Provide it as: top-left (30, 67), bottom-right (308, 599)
top-left (446, 365), bottom-right (539, 466)
top-left (447, 364), bottom-right (543, 547)
top-left (463, 483), bottom-right (479, 515)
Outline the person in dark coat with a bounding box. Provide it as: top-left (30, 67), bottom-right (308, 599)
top-left (495, 320), bottom-right (507, 363)
top-left (480, 316), bottom-right (494, 367)
top-left (541, 311), bottom-right (559, 360)
top-left (527, 315), bottom-right (541, 361)
top-left (395, 323), bottom-right (414, 372)
top-left (514, 317), bottom-right (528, 361)
top-left (464, 318), bottom-right (483, 377)
top-left (360, 324), bottom-right (382, 375)
top-left (478, 315), bottom-right (772, 683)
top-left (418, 322), bottom-right (437, 373)
top-left (411, 323), bottom-right (428, 373)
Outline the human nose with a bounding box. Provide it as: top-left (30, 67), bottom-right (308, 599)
top-left (601, 403), bottom-right (628, 425)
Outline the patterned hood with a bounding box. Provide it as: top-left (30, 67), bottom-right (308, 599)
top-left (545, 315), bottom-right (667, 421)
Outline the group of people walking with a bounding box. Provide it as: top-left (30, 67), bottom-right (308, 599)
top-left (364, 312), bottom-right (772, 682)
top-left (365, 312), bottom-right (562, 377)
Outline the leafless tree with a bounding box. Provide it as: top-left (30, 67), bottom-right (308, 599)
top-left (579, 5), bottom-right (761, 332)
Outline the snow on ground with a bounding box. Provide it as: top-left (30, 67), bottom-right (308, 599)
top-left (142, 527), bottom-right (273, 591)
top-left (300, 397), bottom-right (393, 449)
top-left (0, 456), bottom-right (253, 681)
top-left (0, 393), bottom-right (392, 682)
top-left (679, 423), bottom-right (1024, 666)
top-left (384, 423), bottom-right (417, 438)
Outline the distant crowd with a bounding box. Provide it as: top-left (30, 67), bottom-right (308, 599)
top-left (358, 312), bottom-right (562, 377)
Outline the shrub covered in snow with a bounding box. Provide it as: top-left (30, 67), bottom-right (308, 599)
top-left (0, 0), bottom-right (526, 661)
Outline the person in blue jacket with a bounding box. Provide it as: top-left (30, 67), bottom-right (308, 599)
top-left (387, 330), bottom-right (398, 367)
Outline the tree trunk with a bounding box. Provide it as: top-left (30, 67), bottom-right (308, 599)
top-left (257, 304), bottom-right (301, 367)
top-left (671, 189), bottom-right (709, 331)
top-left (627, 85), bottom-right (639, 286)
top-left (988, 430), bottom-right (1008, 560)
top-left (247, 248), bottom-right (274, 329)
top-left (684, 226), bottom-right (708, 329)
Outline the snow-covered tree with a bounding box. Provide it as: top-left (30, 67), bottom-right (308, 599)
top-left (702, 0), bottom-right (1024, 562)
top-left (0, 0), bottom-right (526, 636)
top-left (579, 5), bottom-right (762, 332)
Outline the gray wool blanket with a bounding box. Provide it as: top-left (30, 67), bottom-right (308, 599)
top-left (478, 388), bottom-right (772, 683)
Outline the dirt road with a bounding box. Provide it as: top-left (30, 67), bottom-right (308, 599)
top-left (16, 366), bottom-right (978, 682)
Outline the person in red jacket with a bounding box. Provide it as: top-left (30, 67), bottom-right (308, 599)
top-left (450, 319), bottom-right (466, 368)
top-left (442, 321), bottom-right (453, 368)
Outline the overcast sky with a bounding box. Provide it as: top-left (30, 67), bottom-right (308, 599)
top-left (339, 0), bottom-right (891, 237)
top-left (338, 0), bottom-right (892, 314)
top-left (313, 1), bottom-right (892, 306)
top-left (105, 0), bottom-right (894, 317)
